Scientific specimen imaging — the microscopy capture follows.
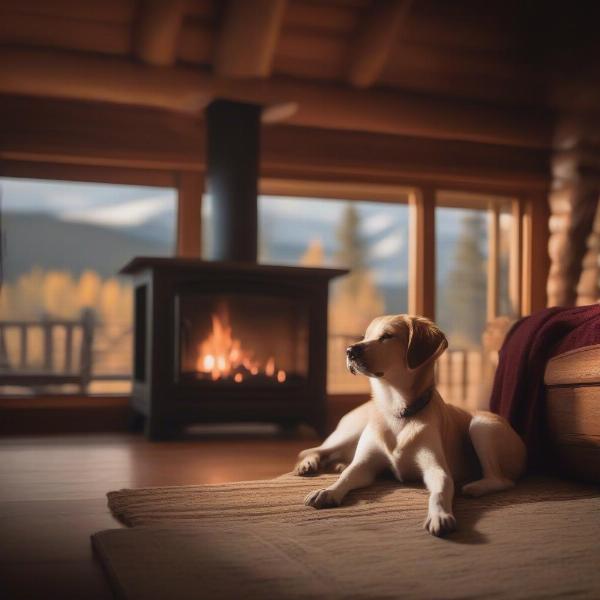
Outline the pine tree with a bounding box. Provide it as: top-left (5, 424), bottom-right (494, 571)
top-left (330, 204), bottom-right (384, 334)
top-left (334, 204), bottom-right (366, 297)
top-left (443, 212), bottom-right (487, 348)
top-left (299, 239), bottom-right (325, 266)
top-left (335, 205), bottom-right (364, 271)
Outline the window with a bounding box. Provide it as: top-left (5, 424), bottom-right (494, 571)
top-left (204, 193), bottom-right (410, 393)
top-left (435, 192), bottom-right (516, 409)
top-left (0, 177), bottom-right (177, 395)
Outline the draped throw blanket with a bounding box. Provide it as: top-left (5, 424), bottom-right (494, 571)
top-left (489, 304), bottom-right (600, 469)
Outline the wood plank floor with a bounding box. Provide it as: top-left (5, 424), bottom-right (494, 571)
top-left (0, 434), bottom-right (312, 599)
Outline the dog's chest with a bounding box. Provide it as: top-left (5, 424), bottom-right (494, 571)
top-left (381, 419), bottom-right (424, 482)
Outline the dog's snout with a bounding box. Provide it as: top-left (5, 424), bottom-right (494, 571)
top-left (346, 344), bottom-right (364, 360)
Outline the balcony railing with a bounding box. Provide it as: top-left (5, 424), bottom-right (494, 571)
top-left (0, 324), bottom-right (487, 407)
top-left (0, 312), bottom-right (130, 394)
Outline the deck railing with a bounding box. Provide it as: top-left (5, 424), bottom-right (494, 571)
top-left (0, 310), bottom-right (95, 392)
top-left (0, 311), bottom-right (135, 393)
top-left (0, 324), bottom-right (487, 405)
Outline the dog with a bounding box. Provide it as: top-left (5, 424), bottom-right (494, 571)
top-left (295, 314), bottom-right (526, 537)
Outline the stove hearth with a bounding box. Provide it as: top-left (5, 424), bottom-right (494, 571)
top-left (122, 257), bottom-right (345, 439)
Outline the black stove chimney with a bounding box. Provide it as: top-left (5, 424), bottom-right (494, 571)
top-left (205, 99), bottom-right (262, 263)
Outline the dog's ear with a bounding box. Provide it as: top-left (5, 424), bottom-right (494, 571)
top-left (406, 317), bottom-right (448, 370)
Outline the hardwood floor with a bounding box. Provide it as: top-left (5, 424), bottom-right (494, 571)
top-left (0, 433), bottom-right (313, 599)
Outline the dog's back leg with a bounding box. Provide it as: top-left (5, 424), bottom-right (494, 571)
top-left (294, 401), bottom-right (372, 476)
top-left (462, 412), bottom-right (526, 497)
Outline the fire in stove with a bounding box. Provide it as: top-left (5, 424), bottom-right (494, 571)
top-left (195, 303), bottom-right (287, 384)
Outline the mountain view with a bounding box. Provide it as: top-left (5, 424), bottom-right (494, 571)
top-left (1, 178), bottom-right (484, 317)
top-left (2, 212), bottom-right (174, 281)
top-left (0, 178), bottom-right (496, 395)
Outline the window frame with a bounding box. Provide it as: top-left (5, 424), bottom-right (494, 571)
top-left (0, 164), bottom-right (547, 408)
top-left (435, 190), bottom-right (520, 322)
top-left (0, 160), bottom-right (201, 258)
top-left (260, 178), bottom-right (548, 322)
top-left (0, 160), bottom-right (193, 406)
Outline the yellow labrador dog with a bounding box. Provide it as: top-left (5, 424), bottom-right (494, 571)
top-left (295, 315), bottom-right (526, 537)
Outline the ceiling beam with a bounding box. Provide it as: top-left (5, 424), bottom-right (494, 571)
top-left (134, 0), bottom-right (186, 66)
top-left (214, 0), bottom-right (287, 78)
top-left (347, 0), bottom-right (413, 88)
top-left (0, 94), bottom-right (550, 192)
top-left (0, 48), bottom-right (551, 148)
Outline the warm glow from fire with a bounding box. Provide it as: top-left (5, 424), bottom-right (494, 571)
top-left (195, 304), bottom-right (286, 383)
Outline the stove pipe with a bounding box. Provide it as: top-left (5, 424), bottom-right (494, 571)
top-left (206, 99), bottom-right (262, 263)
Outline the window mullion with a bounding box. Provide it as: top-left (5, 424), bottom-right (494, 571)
top-left (409, 187), bottom-right (435, 319)
top-left (487, 202), bottom-right (500, 321)
top-left (509, 198), bottom-right (523, 317)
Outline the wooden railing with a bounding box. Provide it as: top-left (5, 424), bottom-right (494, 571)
top-left (0, 322), bottom-right (487, 403)
top-left (435, 349), bottom-right (483, 410)
top-left (0, 309), bottom-right (96, 393)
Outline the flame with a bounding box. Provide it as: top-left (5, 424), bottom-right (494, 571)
top-left (195, 304), bottom-right (286, 383)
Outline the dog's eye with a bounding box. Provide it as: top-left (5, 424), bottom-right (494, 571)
top-left (379, 333), bottom-right (394, 342)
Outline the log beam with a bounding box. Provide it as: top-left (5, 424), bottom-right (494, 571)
top-left (0, 48), bottom-right (551, 148)
top-left (134, 0), bottom-right (186, 66)
top-left (347, 0), bottom-right (413, 88)
top-left (214, 0), bottom-right (287, 78)
top-left (0, 95), bottom-right (550, 193)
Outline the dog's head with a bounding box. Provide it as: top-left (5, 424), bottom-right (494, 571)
top-left (346, 315), bottom-right (447, 385)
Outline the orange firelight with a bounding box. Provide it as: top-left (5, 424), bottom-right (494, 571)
top-left (195, 303), bottom-right (286, 383)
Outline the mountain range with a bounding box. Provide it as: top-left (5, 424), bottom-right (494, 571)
top-left (2, 200), bottom-right (481, 316)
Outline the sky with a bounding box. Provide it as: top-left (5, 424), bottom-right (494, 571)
top-left (0, 177), bottom-right (496, 290)
top-left (0, 178), bottom-right (176, 226)
top-left (2, 178), bottom-right (411, 285)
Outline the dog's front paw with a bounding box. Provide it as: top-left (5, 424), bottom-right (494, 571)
top-left (294, 453), bottom-right (320, 476)
top-left (424, 511), bottom-right (456, 537)
top-left (304, 488), bottom-right (340, 509)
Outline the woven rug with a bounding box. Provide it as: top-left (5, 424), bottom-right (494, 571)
top-left (94, 474), bottom-right (600, 599)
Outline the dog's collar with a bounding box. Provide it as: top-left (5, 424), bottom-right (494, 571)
top-left (397, 387), bottom-right (434, 419)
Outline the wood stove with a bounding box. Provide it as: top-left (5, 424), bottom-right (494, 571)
top-left (122, 258), bottom-right (344, 439)
top-left (122, 99), bottom-right (345, 439)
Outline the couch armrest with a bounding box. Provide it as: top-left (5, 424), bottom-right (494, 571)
top-left (544, 345), bottom-right (600, 387)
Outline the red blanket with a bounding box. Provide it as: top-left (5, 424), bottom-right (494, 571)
top-left (489, 304), bottom-right (600, 470)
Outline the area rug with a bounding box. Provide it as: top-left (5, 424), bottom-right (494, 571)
top-left (94, 474), bottom-right (600, 599)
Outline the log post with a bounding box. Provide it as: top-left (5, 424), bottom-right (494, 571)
top-left (547, 148), bottom-right (600, 307)
top-left (576, 198), bottom-right (600, 305)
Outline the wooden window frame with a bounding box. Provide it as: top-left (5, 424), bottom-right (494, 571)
top-left (0, 166), bottom-right (547, 418)
top-left (0, 160), bottom-right (204, 257)
top-left (434, 190), bottom-right (522, 323)
top-left (260, 177), bottom-right (415, 315)
top-left (0, 161), bottom-right (202, 409)
top-left (261, 179), bottom-right (548, 321)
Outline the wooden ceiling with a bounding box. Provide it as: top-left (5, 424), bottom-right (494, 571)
top-left (1, 0), bottom-right (599, 149)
